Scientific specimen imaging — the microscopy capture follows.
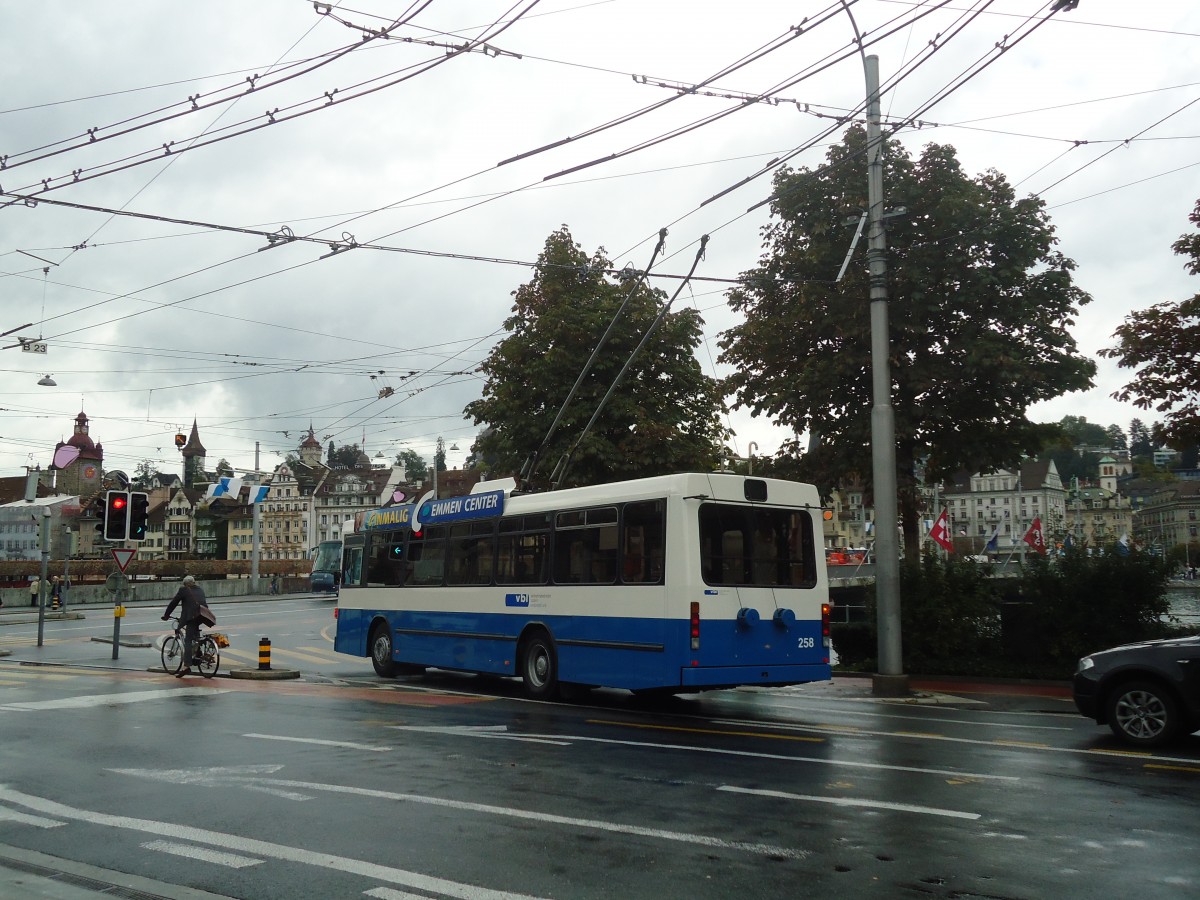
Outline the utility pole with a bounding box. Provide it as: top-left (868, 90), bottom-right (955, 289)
top-left (864, 55), bottom-right (906, 697)
top-left (252, 441), bottom-right (261, 593)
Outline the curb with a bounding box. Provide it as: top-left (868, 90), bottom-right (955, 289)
top-left (227, 667), bottom-right (300, 680)
top-left (90, 635), bottom-right (153, 648)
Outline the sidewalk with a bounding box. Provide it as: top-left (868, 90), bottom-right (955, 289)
top-left (0, 842), bottom-right (233, 900)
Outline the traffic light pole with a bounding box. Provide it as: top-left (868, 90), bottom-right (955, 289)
top-left (37, 508), bottom-right (50, 647)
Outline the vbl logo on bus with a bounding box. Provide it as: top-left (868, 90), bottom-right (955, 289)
top-left (505, 593), bottom-right (531, 608)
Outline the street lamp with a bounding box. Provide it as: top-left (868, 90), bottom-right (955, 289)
top-left (37, 374), bottom-right (56, 386)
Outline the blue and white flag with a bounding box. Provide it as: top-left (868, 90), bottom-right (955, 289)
top-left (207, 476), bottom-right (243, 500)
top-left (247, 484), bottom-right (270, 504)
top-left (984, 522), bottom-right (1001, 552)
top-left (1116, 532), bottom-right (1131, 556)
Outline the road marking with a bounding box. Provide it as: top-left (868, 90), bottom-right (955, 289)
top-left (0, 687), bottom-right (228, 711)
top-left (756, 699), bottom-right (1074, 730)
top-left (0, 805), bottom-right (64, 827)
top-left (536, 726), bottom-right (1014, 781)
top-left (714, 716), bottom-right (1200, 766)
top-left (588, 719), bottom-right (825, 743)
top-left (1145, 763), bottom-right (1200, 774)
top-left (108, 769), bottom-right (805, 860)
top-left (366, 888), bottom-right (450, 900)
top-left (389, 725), bottom-right (571, 746)
top-left (142, 839), bottom-right (263, 868)
top-left (244, 733), bottom-right (391, 752)
top-left (0, 786), bottom-right (547, 900)
top-left (267, 648), bottom-right (339, 665)
top-left (718, 785), bottom-right (981, 820)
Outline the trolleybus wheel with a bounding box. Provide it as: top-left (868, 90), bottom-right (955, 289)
top-left (521, 632), bottom-right (558, 699)
top-left (370, 622), bottom-right (397, 678)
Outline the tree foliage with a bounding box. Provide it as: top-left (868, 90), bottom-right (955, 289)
top-left (1100, 199), bottom-right (1200, 448)
top-left (466, 226), bottom-right (727, 489)
top-left (327, 443), bottom-right (364, 470)
top-left (1128, 418), bottom-right (1154, 458)
top-left (131, 459), bottom-right (161, 489)
top-left (719, 128), bottom-right (1095, 554)
top-left (395, 448), bottom-right (428, 481)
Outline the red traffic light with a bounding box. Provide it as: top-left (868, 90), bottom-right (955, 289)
top-left (112, 496), bottom-right (127, 510)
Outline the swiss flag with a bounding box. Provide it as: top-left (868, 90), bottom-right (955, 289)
top-left (929, 508), bottom-right (954, 552)
top-left (1022, 516), bottom-right (1047, 554)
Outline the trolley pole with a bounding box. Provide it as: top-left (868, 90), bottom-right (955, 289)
top-left (864, 55), bottom-right (906, 696)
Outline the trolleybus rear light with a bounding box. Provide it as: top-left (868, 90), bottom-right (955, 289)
top-left (690, 601), bottom-right (700, 651)
top-left (821, 603), bottom-right (831, 648)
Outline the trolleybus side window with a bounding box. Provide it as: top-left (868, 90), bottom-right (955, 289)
top-left (367, 532), bottom-right (407, 586)
top-left (447, 521), bottom-right (496, 586)
top-left (408, 525), bottom-right (447, 586)
top-left (621, 499), bottom-right (665, 584)
top-left (496, 514), bottom-right (550, 585)
top-left (553, 506), bottom-right (618, 584)
top-left (699, 505), bottom-right (817, 588)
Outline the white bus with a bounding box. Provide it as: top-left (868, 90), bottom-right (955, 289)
top-left (333, 472), bottom-right (832, 698)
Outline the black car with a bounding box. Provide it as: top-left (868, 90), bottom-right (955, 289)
top-left (1073, 635), bottom-right (1200, 747)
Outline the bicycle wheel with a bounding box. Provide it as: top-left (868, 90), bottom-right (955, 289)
top-left (196, 636), bottom-right (220, 679)
top-left (161, 634), bottom-right (184, 674)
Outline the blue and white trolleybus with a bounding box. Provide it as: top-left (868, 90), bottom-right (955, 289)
top-left (333, 472), bottom-right (832, 698)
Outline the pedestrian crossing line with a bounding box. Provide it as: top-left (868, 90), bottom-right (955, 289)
top-left (142, 839), bottom-right (263, 869)
top-left (269, 647), bottom-right (339, 665)
top-left (0, 669), bottom-right (76, 682)
top-left (298, 645), bottom-right (342, 660)
top-left (0, 805), bottom-right (64, 828)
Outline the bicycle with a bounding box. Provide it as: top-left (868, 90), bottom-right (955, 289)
top-left (160, 617), bottom-right (220, 679)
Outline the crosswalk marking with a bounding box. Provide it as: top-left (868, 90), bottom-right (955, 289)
top-left (142, 839), bottom-right (263, 869)
top-left (0, 805), bottom-right (65, 828)
top-left (0, 687), bottom-right (228, 711)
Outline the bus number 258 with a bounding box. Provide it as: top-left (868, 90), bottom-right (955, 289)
top-left (797, 637), bottom-right (815, 649)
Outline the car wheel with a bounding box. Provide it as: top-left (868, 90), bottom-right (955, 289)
top-left (1106, 680), bottom-right (1181, 747)
top-left (370, 623), bottom-right (397, 678)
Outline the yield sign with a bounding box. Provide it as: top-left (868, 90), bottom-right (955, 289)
top-left (111, 547), bottom-right (136, 573)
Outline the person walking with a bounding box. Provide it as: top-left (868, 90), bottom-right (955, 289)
top-left (29, 576), bottom-right (40, 607)
top-left (162, 575), bottom-right (210, 678)
top-left (50, 576), bottom-right (63, 611)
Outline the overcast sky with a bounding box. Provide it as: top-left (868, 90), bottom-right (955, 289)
top-left (2, 1), bottom-right (1197, 484)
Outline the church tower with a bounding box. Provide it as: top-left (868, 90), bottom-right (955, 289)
top-left (50, 410), bottom-right (105, 497)
top-left (181, 419), bottom-right (208, 486)
top-left (299, 425), bottom-right (323, 467)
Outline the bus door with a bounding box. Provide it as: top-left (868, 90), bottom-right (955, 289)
top-left (341, 535), bottom-right (365, 589)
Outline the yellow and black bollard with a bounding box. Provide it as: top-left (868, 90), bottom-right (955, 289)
top-left (258, 637), bottom-right (272, 670)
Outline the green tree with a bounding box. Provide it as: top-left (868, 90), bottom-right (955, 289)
top-left (719, 128), bottom-right (1095, 556)
top-left (1100, 200), bottom-right (1200, 448)
top-left (1104, 424), bottom-right (1127, 450)
top-left (1128, 418), bottom-right (1154, 458)
top-left (328, 444), bottom-right (363, 470)
top-left (466, 226), bottom-right (727, 488)
top-left (395, 448), bottom-right (428, 481)
top-left (1057, 415), bottom-right (1108, 448)
top-left (131, 459), bottom-right (160, 489)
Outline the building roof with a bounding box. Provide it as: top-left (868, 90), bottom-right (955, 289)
top-left (180, 419), bottom-right (206, 457)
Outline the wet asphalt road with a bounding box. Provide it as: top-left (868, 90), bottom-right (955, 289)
top-left (1, 596), bottom-right (1198, 899)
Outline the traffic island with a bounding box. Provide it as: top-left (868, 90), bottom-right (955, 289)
top-left (227, 666), bottom-right (300, 680)
top-left (91, 634), bottom-right (153, 648)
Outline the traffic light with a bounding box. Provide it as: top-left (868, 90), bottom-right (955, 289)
top-left (129, 492), bottom-right (150, 542)
top-left (90, 494), bottom-right (107, 541)
top-left (103, 490), bottom-right (130, 541)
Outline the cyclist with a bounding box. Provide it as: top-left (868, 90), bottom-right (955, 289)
top-left (162, 575), bottom-right (210, 678)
